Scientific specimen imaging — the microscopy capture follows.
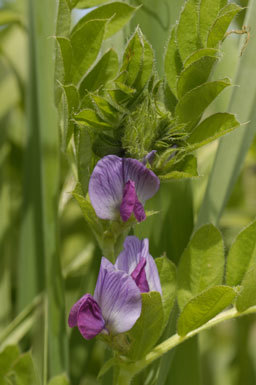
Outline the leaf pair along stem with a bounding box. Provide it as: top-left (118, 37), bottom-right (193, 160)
top-left (116, 305), bottom-right (256, 384)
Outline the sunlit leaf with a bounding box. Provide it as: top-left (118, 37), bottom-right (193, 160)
top-left (177, 286), bottom-right (236, 336)
top-left (175, 78), bottom-right (231, 124)
top-left (71, 2), bottom-right (138, 39)
top-left (207, 3), bottom-right (243, 48)
top-left (236, 264), bottom-right (256, 312)
top-left (226, 220), bottom-right (256, 286)
top-left (187, 112), bottom-right (239, 151)
top-left (71, 19), bottom-right (107, 84)
top-left (177, 55), bottom-right (218, 98)
top-left (79, 49), bottom-right (119, 97)
top-left (178, 224), bottom-right (224, 309)
top-left (164, 26), bottom-right (182, 97)
top-left (199, 0), bottom-right (227, 46)
top-left (176, 0), bottom-right (201, 62)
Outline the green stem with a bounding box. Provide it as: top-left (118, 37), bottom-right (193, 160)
top-left (116, 368), bottom-right (133, 385)
top-left (126, 306), bottom-right (256, 377)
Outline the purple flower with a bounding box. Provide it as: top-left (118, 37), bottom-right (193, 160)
top-left (115, 236), bottom-right (162, 294)
top-left (89, 155), bottom-right (160, 222)
top-left (68, 257), bottom-right (142, 340)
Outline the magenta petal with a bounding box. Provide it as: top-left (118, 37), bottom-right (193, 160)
top-left (123, 158), bottom-right (160, 204)
top-left (133, 197), bottom-right (146, 222)
top-left (77, 294), bottom-right (105, 340)
top-left (94, 257), bottom-right (142, 334)
top-left (88, 155), bottom-right (123, 220)
top-left (68, 294), bottom-right (90, 328)
top-left (131, 257), bottom-right (150, 293)
top-left (120, 180), bottom-right (136, 222)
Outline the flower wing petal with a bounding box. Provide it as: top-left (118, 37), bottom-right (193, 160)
top-left (94, 257), bottom-right (141, 334)
top-left (145, 253), bottom-right (162, 294)
top-left (123, 158), bottom-right (160, 203)
top-left (89, 155), bottom-right (124, 220)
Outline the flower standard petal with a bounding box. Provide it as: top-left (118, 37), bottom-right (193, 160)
top-left (114, 236), bottom-right (142, 274)
top-left (88, 155), bottom-right (123, 220)
top-left (123, 158), bottom-right (160, 204)
top-left (94, 257), bottom-right (142, 334)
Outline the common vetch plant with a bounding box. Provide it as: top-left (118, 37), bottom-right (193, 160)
top-left (1, 0), bottom-right (256, 384)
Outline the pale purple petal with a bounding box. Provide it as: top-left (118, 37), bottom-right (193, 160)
top-left (120, 180), bottom-right (136, 222)
top-left (123, 158), bottom-right (160, 204)
top-left (142, 150), bottom-right (157, 165)
top-left (114, 236), bottom-right (143, 274)
top-left (145, 254), bottom-right (162, 294)
top-left (131, 257), bottom-right (149, 293)
top-left (77, 295), bottom-right (105, 340)
top-left (88, 155), bottom-right (123, 220)
top-left (94, 257), bottom-right (141, 334)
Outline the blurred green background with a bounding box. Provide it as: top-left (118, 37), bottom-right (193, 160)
top-left (0, 0), bottom-right (256, 384)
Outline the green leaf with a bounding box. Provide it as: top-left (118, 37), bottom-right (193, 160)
top-left (6, 352), bottom-right (39, 385)
top-left (160, 154), bottom-right (198, 180)
top-left (175, 78), bottom-right (231, 124)
top-left (75, 129), bottom-right (93, 194)
top-left (72, 192), bottom-right (103, 240)
top-left (155, 257), bottom-right (176, 328)
top-left (178, 224), bottom-right (224, 309)
top-left (236, 264), bottom-right (256, 312)
top-left (55, 37), bottom-right (72, 84)
top-left (177, 55), bottom-right (218, 98)
top-left (90, 94), bottom-right (119, 125)
top-left (207, 4), bottom-right (243, 48)
top-left (199, 0), bottom-right (226, 46)
top-left (72, 2), bottom-right (138, 39)
top-left (196, 0), bottom-right (256, 229)
top-left (79, 49), bottom-right (119, 97)
top-left (176, 0), bottom-right (201, 63)
top-left (184, 47), bottom-right (219, 67)
top-left (177, 285), bottom-right (236, 336)
top-left (74, 109), bottom-right (112, 130)
top-left (60, 84), bottom-right (79, 150)
top-left (73, 0), bottom-right (118, 9)
top-left (164, 82), bottom-right (178, 114)
top-left (226, 220), bottom-right (256, 287)
top-left (48, 374), bottom-right (70, 385)
top-left (127, 292), bottom-right (164, 359)
top-left (56, 0), bottom-right (71, 36)
top-left (187, 112), bottom-right (239, 151)
top-left (164, 26), bottom-right (183, 97)
top-left (119, 28), bottom-right (143, 87)
top-left (135, 36), bottom-right (154, 91)
top-left (0, 345), bottom-right (20, 377)
top-left (71, 19), bottom-right (107, 84)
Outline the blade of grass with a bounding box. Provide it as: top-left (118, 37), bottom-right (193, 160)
top-left (196, 0), bottom-right (256, 227)
top-left (29, 0), bottom-right (68, 379)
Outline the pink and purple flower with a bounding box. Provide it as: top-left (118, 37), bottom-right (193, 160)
top-left (89, 155), bottom-right (160, 223)
top-left (68, 236), bottom-right (161, 340)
